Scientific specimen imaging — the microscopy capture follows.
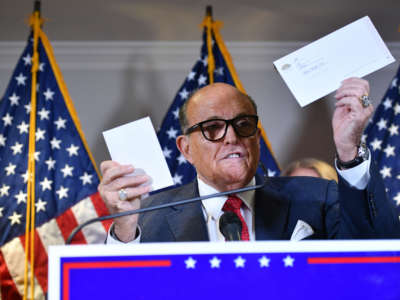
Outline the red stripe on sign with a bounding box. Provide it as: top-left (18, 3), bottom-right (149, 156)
top-left (56, 208), bottom-right (87, 245)
top-left (308, 256), bottom-right (400, 264)
top-left (90, 192), bottom-right (112, 231)
top-left (63, 260), bottom-right (171, 300)
top-left (0, 250), bottom-right (22, 300)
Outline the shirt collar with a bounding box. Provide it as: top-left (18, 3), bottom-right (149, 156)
top-left (198, 177), bottom-right (255, 220)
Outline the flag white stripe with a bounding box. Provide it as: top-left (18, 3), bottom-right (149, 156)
top-left (71, 197), bottom-right (107, 244)
top-left (37, 218), bottom-right (66, 253)
top-left (1, 238), bottom-right (44, 299)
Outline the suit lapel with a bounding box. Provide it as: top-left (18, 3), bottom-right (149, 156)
top-left (165, 181), bottom-right (209, 241)
top-left (255, 177), bottom-right (290, 240)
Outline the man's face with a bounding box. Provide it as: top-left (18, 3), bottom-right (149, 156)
top-left (177, 83), bottom-right (260, 191)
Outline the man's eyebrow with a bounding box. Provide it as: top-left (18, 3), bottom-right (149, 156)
top-left (201, 112), bottom-right (252, 122)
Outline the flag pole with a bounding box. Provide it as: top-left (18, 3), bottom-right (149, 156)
top-left (24, 1), bottom-right (42, 299)
top-left (203, 6), bottom-right (215, 83)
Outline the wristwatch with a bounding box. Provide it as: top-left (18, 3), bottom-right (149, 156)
top-left (336, 143), bottom-right (369, 169)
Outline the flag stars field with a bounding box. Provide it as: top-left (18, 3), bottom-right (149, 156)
top-left (166, 127), bottom-right (178, 139)
top-left (54, 117), bottom-right (67, 129)
top-left (66, 144), bottom-right (79, 156)
top-left (380, 166), bottom-right (392, 179)
top-left (43, 88), bottom-right (55, 100)
top-left (163, 147), bottom-right (172, 159)
top-left (9, 93), bottom-right (20, 106)
top-left (15, 73), bottom-right (27, 86)
top-left (35, 199), bottom-right (47, 213)
top-left (61, 164), bottom-right (74, 178)
top-left (15, 191), bottom-right (27, 204)
top-left (80, 172), bottom-right (93, 185)
top-left (8, 211), bottom-right (22, 226)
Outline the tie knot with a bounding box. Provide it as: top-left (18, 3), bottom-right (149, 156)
top-left (223, 195), bottom-right (243, 212)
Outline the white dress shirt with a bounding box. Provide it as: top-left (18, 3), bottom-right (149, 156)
top-left (106, 154), bottom-right (371, 244)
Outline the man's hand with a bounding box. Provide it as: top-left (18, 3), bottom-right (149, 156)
top-left (98, 161), bottom-right (151, 242)
top-left (332, 77), bottom-right (374, 162)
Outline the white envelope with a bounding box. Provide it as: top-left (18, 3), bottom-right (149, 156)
top-left (273, 16), bottom-right (395, 107)
top-left (103, 116), bottom-right (174, 192)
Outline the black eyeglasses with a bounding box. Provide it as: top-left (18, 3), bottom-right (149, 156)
top-left (184, 114), bottom-right (259, 141)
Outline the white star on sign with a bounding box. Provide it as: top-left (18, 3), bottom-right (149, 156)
top-left (17, 121), bottom-right (29, 134)
top-left (15, 190), bottom-right (27, 204)
top-left (370, 138), bottom-right (382, 151)
top-left (383, 98), bottom-right (393, 109)
top-left (22, 53), bottom-right (32, 65)
top-left (380, 166), bottom-right (392, 179)
top-left (163, 147), bottom-right (172, 159)
top-left (80, 172), bottom-right (93, 185)
top-left (66, 144), bottom-right (79, 156)
top-left (383, 145), bottom-right (396, 158)
top-left (36, 128), bottom-right (46, 141)
top-left (54, 117), bottom-right (67, 129)
top-left (8, 211), bottom-right (22, 225)
top-left (166, 127), bottom-right (178, 139)
top-left (185, 257), bottom-right (196, 269)
top-left (61, 164), bottom-right (74, 178)
top-left (2, 113), bottom-right (13, 126)
top-left (172, 173), bottom-right (183, 185)
top-left (9, 93), bottom-right (20, 106)
top-left (234, 256), bottom-right (246, 268)
top-left (11, 142), bottom-right (23, 155)
top-left (38, 108), bottom-right (50, 120)
top-left (0, 134), bottom-right (6, 146)
top-left (5, 163), bottom-right (16, 176)
top-left (43, 88), bottom-right (55, 100)
top-left (15, 73), bottom-right (27, 85)
top-left (40, 177), bottom-right (53, 191)
top-left (388, 124), bottom-right (399, 136)
top-left (172, 108), bottom-right (179, 119)
top-left (56, 186), bottom-right (69, 200)
top-left (50, 137), bottom-right (61, 149)
top-left (394, 103), bottom-right (400, 116)
top-left (283, 255), bottom-right (295, 267)
top-left (187, 71), bottom-right (196, 81)
top-left (258, 256), bottom-right (270, 268)
top-left (377, 118), bottom-right (387, 130)
top-left (209, 256), bottom-right (221, 268)
top-left (177, 154), bottom-right (187, 165)
top-left (0, 184), bottom-right (10, 196)
top-left (198, 74), bottom-right (207, 86)
top-left (179, 88), bottom-right (189, 100)
top-left (45, 157), bottom-right (56, 170)
top-left (36, 199), bottom-right (47, 212)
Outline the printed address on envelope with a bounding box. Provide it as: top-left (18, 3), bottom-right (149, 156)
top-left (103, 116), bottom-right (174, 192)
top-left (273, 16), bottom-right (395, 107)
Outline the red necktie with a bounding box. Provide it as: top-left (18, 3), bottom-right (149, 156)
top-left (222, 195), bottom-right (250, 241)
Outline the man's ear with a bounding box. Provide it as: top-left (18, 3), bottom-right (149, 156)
top-left (176, 135), bottom-right (193, 164)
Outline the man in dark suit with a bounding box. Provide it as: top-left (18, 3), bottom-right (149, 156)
top-left (99, 78), bottom-right (400, 243)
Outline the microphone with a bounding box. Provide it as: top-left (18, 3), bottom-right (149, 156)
top-left (66, 162), bottom-right (269, 244)
top-left (219, 212), bottom-right (242, 241)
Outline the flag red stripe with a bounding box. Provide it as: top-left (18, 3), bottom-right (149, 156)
top-left (0, 250), bottom-right (22, 300)
top-left (90, 192), bottom-right (112, 232)
top-left (308, 256), bottom-right (400, 264)
top-left (19, 232), bottom-right (48, 292)
top-left (56, 208), bottom-right (87, 245)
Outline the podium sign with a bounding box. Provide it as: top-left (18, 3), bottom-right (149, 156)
top-left (49, 240), bottom-right (400, 300)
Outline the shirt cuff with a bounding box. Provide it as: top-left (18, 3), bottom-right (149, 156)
top-left (105, 223), bottom-right (141, 244)
top-left (335, 150), bottom-right (371, 190)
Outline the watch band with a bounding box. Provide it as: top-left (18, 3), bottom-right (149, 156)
top-left (336, 143), bottom-right (369, 169)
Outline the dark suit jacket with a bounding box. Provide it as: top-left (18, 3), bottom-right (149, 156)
top-left (139, 163), bottom-right (400, 242)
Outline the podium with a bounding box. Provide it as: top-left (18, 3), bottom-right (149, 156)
top-left (49, 240), bottom-right (400, 300)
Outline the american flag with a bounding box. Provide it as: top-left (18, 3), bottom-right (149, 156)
top-left (157, 19), bottom-right (280, 187)
top-left (0, 30), bottom-right (110, 298)
top-left (364, 65), bottom-right (400, 216)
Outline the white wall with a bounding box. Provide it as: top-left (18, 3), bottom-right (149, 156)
top-left (1, 41), bottom-right (399, 169)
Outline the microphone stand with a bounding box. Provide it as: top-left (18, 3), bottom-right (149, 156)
top-left (66, 164), bottom-right (269, 244)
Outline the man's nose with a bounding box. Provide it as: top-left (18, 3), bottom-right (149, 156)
top-left (223, 123), bottom-right (238, 143)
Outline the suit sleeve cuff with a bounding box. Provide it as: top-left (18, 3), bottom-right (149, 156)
top-left (105, 223), bottom-right (141, 244)
top-left (335, 152), bottom-right (371, 190)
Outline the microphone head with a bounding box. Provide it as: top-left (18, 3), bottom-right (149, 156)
top-left (219, 211), bottom-right (242, 241)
